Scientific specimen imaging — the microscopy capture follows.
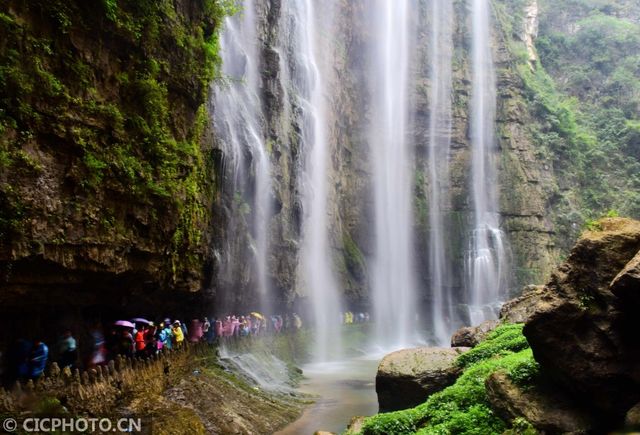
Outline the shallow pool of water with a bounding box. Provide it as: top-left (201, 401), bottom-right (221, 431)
top-left (276, 356), bottom-right (381, 435)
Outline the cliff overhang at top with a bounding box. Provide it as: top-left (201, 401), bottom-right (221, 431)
top-left (0, 0), bottom-right (230, 310)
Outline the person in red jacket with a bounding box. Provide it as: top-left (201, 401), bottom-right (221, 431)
top-left (134, 327), bottom-right (146, 355)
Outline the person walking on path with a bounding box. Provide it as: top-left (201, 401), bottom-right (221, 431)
top-left (172, 321), bottom-right (185, 348)
top-left (30, 340), bottom-right (48, 380)
top-left (58, 330), bottom-right (77, 369)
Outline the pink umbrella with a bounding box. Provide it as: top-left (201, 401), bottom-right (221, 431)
top-left (114, 320), bottom-right (135, 328)
top-left (131, 318), bottom-right (151, 325)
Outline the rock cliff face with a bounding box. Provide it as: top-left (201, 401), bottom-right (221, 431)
top-left (0, 0), bottom-right (227, 340)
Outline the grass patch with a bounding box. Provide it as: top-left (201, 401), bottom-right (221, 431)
top-left (455, 324), bottom-right (529, 369)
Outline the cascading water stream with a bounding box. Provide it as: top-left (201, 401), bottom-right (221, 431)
top-left (281, 0), bottom-right (342, 361)
top-left (214, 0), bottom-right (273, 313)
top-left (369, 0), bottom-right (417, 349)
top-left (468, 0), bottom-right (509, 325)
top-left (427, 0), bottom-right (455, 345)
top-left (254, 146), bottom-right (273, 314)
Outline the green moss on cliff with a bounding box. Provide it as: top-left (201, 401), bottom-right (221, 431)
top-left (0, 0), bottom-right (237, 285)
top-left (0, 186), bottom-right (25, 241)
top-left (342, 231), bottom-right (366, 279)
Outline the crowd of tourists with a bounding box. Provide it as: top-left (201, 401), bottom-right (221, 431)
top-left (341, 311), bottom-right (370, 324)
top-left (2, 312), bottom-right (304, 383)
top-left (2, 310), bottom-right (373, 384)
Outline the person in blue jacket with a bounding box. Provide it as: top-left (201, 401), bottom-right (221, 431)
top-left (30, 340), bottom-right (49, 380)
top-left (162, 320), bottom-right (173, 351)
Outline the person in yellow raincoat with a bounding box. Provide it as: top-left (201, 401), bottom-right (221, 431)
top-left (172, 320), bottom-right (185, 348)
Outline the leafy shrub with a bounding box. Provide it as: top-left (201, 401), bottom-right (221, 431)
top-left (361, 409), bottom-right (420, 435)
top-left (508, 356), bottom-right (540, 387)
top-left (584, 219), bottom-right (603, 231)
top-left (503, 417), bottom-right (537, 435)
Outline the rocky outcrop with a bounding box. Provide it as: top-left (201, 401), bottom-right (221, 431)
top-left (451, 320), bottom-right (499, 348)
top-left (486, 371), bottom-right (596, 433)
top-left (499, 285), bottom-right (546, 324)
top-left (524, 218), bottom-right (640, 421)
top-left (376, 347), bottom-right (468, 412)
top-left (450, 284), bottom-right (546, 348)
top-left (610, 250), bottom-right (640, 307)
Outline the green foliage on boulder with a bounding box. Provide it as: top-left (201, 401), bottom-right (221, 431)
top-left (353, 324), bottom-right (538, 435)
top-left (456, 324), bottom-right (530, 369)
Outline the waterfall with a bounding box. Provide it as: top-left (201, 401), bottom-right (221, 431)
top-left (369, 0), bottom-right (417, 348)
top-left (427, 0), bottom-right (455, 345)
top-left (210, 0), bottom-right (512, 347)
top-left (468, 0), bottom-right (509, 325)
top-left (281, 0), bottom-right (342, 361)
top-left (214, 1), bottom-right (273, 313)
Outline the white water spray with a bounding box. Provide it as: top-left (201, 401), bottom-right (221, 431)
top-left (427, 0), bottom-right (455, 345)
top-left (468, 0), bottom-right (509, 325)
top-left (281, 0), bottom-right (342, 361)
top-left (369, 0), bottom-right (417, 349)
top-left (214, 1), bottom-right (273, 312)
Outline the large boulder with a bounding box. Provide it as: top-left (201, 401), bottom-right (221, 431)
top-left (524, 218), bottom-right (640, 420)
top-left (451, 320), bottom-right (499, 347)
top-left (486, 371), bottom-right (596, 433)
top-left (499, 285), bottom-right (546, 324)
top-left (376, 347), bottom-right (468, 412)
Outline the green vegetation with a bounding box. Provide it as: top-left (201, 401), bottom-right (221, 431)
top-left (494, 0), bottom-right (640, 249)
top-left (455, 324), bottom-right (530, 369)
top-left (342, 231), bottom-right (367, 279)
top-left (583, 210), bottom-right (618, 231)
top-left (414, 169), bottom-right (429, 231)
top-left (352, 324), bottom-right (539, 435)
top-left (503, 418), bottom-right (537, 435)
top-left (0, 186), bottom-right (25, 241)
